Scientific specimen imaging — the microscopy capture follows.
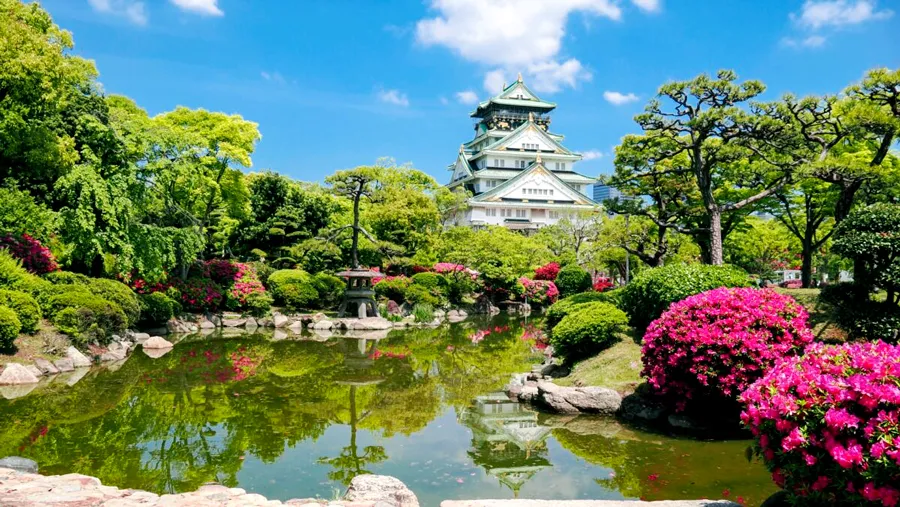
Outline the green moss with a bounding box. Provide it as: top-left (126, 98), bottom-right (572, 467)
top-left (554, 338), bottom-right (642, 392)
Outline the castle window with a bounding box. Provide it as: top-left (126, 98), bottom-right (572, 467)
top-left (516, 209), bottom-right (527, 218)
top-left (486, 208), bottom-right (496, 217)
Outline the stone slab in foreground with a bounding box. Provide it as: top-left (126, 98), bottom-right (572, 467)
top-left (441, 501), bottom-right (740, 507)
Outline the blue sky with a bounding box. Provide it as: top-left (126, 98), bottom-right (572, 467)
top-left (41, 0), bottom-right (899, 184)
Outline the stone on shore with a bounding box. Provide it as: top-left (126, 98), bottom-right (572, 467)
top-left (143, 347), bottom-right (172, 359)
top-left (53, 357), bottom-right (75, 372)
top-left (312, 319), bottom-right (333, 330)
top-left (274, 314), bottom-right (290, 328)
top-left (33, 358), bottom-right (60, 375)
top-left (348, 317), bottom-right (392, 330)
top-left (345, 474), bottom-right (420, 507)
top-left (0, 363), bottom-right (40, 385)
top-left (530, 381), bottom-right (622, 415)
top-left (66, 346), bottom-right (93, 368)
top-left (143, 336), bottom-right (174, 349)
top-left (0, 457), bottom-right (38, 474)
top-left (25, 364), bottom-right (43, 378)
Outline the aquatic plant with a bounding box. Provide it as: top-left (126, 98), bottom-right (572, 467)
top-left (741, 341), bottom-right (900, 505)
top-left (642, 287), bottom-right (813, 412)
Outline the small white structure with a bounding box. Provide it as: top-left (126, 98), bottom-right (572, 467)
top-left (776, 269), bottom-right (802, 284)
top-left (446, 74), bottom-right (598, 230)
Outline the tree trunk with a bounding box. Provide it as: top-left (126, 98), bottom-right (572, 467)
top-left (708, 208), bottom-right (724, 265)
top-left (801, 241), bottom-right (813, 288)
top-left (834, 179), bottom-right (863, 223)
top-left (350, 182), bottom-right (362, 269)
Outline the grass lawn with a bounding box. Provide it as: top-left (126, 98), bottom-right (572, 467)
top-left (554, 336), bottom-right (643, 393)
top-left (773, 288), bottom-right (846, 342)
top-left (0, 321), bottom-right (70, 365)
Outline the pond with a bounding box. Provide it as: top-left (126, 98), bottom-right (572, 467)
top-left (0, 316), bottom-right (778, 506)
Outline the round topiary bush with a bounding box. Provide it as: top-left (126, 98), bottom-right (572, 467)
top-left (277, 282), bottom-right (318, 311)
top-left (620, 263), bottom-right (749, 332)
top-left (642, 287), bottom-right (813, 412)
top-left (0, 289), bottom-right (41, 334)
top-left (740, 341), bottom-right (900, 505)
top-left (89, 278), bottom-right (141, 327)
top-left (554, 264), bottom-right (592, 298)
top-left (47, 290), bottom-right (127, 344)
top-left (550, 301), bottom-right (629, 360)
top-left (0, 305), bottom-right (22, 349)
top-left (374, 276), bottom-right (411, 303)
top-left (311, 272), bottom-right (346, 309)
top-left (545, 291), bottom-right (617, 330)
top-left (139, 292), bottom-right (177, 326)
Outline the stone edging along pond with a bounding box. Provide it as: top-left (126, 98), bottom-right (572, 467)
top-left (0, 466), bottom-right (742, 507)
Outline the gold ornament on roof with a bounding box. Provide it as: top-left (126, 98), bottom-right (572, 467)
top-left (517, 72), bottom-right (523, 83)
top-left (535, 152), bottom-right (542, 164)
top-left (528, 111), bottom-right (534, 122)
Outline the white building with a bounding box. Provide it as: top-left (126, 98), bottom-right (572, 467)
top-left (446, 74), bottom-right (598, 230)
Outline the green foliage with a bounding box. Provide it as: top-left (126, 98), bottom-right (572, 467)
top-left (404, 284), bottom-right (442, 307)
top-left (276, 282), bottom-right (318, 311)
top-left (88, 278), bottom-right (140, 326)
top-left (44, 271), bottom-right (91, 285)
top-left (374, 276), bottom-right (411, 303)
top-left (550, 302), bottom-right (629, 361)
top-left (0, 249), bottom-right (31, 290)
top-left (620, 263), bottom-right (750, 332)
top-left (267, 269), bottom-right (310, 290)
top-left (0, 186), bottom-right (57, 243)
top-left (833, 203), bottom-right (900, 302)
top-left (139, 292), bottom-right (177, 326)
top-left (0, 306), bottom-right (21, 349)
top-left (546, 291), bottom-right (618, 330)
top-left (554, 264), bottom-right (592, 298)
top-left (311, 273), bottom-right (345, 308)
top-left (0, 289), bottom-right (41, 334)
top-left (410, 272), bottom-right (448, 290)
top-left (820, 283), bottom-right (900, 342)
top-left (247, 261), bottom-right (275, 287)
top-left (244, 291), bottom-right (273, 318)
top-left (47, 290), bottom-right (126, 344)
top-left (412, 303), bottom-right (435, 323)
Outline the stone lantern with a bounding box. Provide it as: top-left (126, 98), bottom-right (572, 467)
top-left (336, 269), bottom-right (380, 318)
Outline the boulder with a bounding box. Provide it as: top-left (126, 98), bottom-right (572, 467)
top-left (199, 318), bottom-right (216, 329)
top-left (272, 329), bottom-right (288, 341)
top-left (33, 358), bottom-right (60, 375)
top-left (25, 365), bottom-right (43, 378)
top-left (53, 358), bottom-right (75, 373)
top-left (618, 393), bottom-right (667, 424)
top-left (433, 309), bottom-right (446, 319)
top-left (167, 319), bottom-right (197, 334)
top-left (129, 332), bottom-right (151, 344)
top-left (311, 312), bottom-right (327, 323)
top-left (534, 381), bottom-right (622, 415)
top-left (66, 347), bottom-right (92, 368)
top-left (273, 314), bottom-right (290, 328)
top-left (472, 296), bottom-right (499, 315)
top-left (143, 347), bottom-right (171, 359)
top-left (0, 363), bottom-right (40, 385)
top-left (504, 301), bottom-right (531, 315)
top-left (447, 309), bottom-right (467, 323)
top-left (288, 321), bottom-right (305, 333)
top-left (100, 348), bottom-right (127, 362)
top-left (518, 385), bottom-right (539, 403)
top-left (761, 491), bottom-right (791, 507)
top-left (344, 474), bottom-right (419, 507)
top-left (312, 320), bottom-right (333, 330)
top-left (222, 318), bottom-right (246, 328)
top-left (0, 456), bottom-right (38, 474)
top-left (143, 336), bottom-right (174, 349)
top-left (256, 317), bottom-right (273, 328)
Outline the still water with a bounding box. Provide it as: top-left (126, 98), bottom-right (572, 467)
top-left (0, 316), bottom-right (778, 506)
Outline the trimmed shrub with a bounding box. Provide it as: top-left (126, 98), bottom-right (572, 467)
top-left (741, 341), bottom-right (900, 505)
top-left (244, 290), bottom-right (274, 317)
top-left (642, 287), bottom-right (813, 412)
top-left (268, 269), bottom-right (310, 291)
top-left (554, 264), bottom-right (592, 298)
top-left (404, 284), bottom-right (442, 307)
top-left (411, 272), bottom-right (448, 290)
top-left (311, 272), bottom-right (345, 308)
top-left (546, 291), bottom-right (616, 330)
top-left (519, 277), bottom-right (559, 306)
top-left (88, 278), bottom-right (141, 327)
top-left (0, 289), bottom-right (41, 334)
top-left (173, 277), bottom-right (224, 313)
top-left (248, 261), bottom-right (275, 287)
top-left (47, 291), bottom-right (127, 344)
top-left (550, 301), bottom-right (628, 361)
top-left (534, 262), bottom-right (561, 281)
top-left (139, 292), bottom-right (177, 326)
top-left (0, 250), bottom-right (31, 289)
top-left (375, 276), bottom-right (411, 303)
top-left (0, 234), bottom-right (58, 274)
top-left (43, 271), bottom-right (91, 286)
top-left (620, 263), bottom-right (750, 332)
top-left (277, 282), bottom-right (318, 310)
top-left (0, 306), bottom-right (21, 349)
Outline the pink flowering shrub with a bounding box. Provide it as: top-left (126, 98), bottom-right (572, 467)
top-left (534, 262), bottom-right (561, 281)
top-left (0, 234), bottom-right (58, 274)
top-left (593, 276), bottom-right (613, 292)
top-left (434, 262), bottom-right (478, 280)
top-left (519, 277), bottom-right (559, 306)
top-left (741, 342), bottom-right (900, 506)
top-left (642, 287), bottom-right (813, 412)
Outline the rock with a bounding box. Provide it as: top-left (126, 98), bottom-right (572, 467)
top-left (273, 314), bottom-right (290, 328)
top-left (289, 321), bottom-right (305, 333)
top-left (518, 385), bottom-right (539, 403)
top-left (256, 316), bottom-right (273, 328)
top-left (312, 320), bottom-right (333, 330)
top-left (53, 358), bottom-right (75, 373)
top-left (387, 300), bottom-right (402, 317)
top-left (66, 347), bottom-right (92, 368)
top-left (534, 381), bottom-right (622, 415)
top-left (311, 312), bottom-right (327, 323)
top-left (100, 348), bottom-right (127, 362)
top-left (143, 336), bottom-right (174, 349)
top-left (63, 367), bottom-right (90, 386)
top-left (199, 317), bottom-right (216, 329)
top-left (668, 414), bottom-right (707, 431)
top-left (143, 347), bottom-right (171, 359)
top-left (539, 362), bottom-right (570, 378)
top-left (0, 457), bottom-right (38, 474)
top-left (447, 309), bottom-right (467, 323)
top-left (33, 358), bottom-right (60, 375)
top-left (25, 365), bottom-right (43, 378)
top-left (209, 314), bottom-right (222, 327)
top-left (1, 383), bottom-right (38, 399)
top-left (130, 332), bottom-right (151, 344)
top-left (433, 309), bottom-right (446, 319)
top-left (472, 296), bottom-right (499, 315)
top-left (345, 474), bottom-right (419, 507)
top-left (167, 318), bottom-right (197, 334)
top-left (618, 393), bottom-right (667, 424)
top-left (272, 329), bottom-right (288, 341)
top-left (504, 301), bottom-right (531, 315)
top-left (222, 318), bottom-right (247, 328)
top-left (0, 363), bottom-right (40, 385)
top-left (108, 340), bottom-right (130, 355)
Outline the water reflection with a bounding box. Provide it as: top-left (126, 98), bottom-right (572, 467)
top-left (0, 317), bottom-right (777, 505)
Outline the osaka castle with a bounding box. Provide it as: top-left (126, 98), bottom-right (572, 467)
top-left (446, 74), bottom-right (598, 230)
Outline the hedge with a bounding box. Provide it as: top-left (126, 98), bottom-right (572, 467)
top-left (550, 301), bottom-right (628, 361)
top-left (0, 289), bottom-right (41, 334)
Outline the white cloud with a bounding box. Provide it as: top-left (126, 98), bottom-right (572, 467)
top-left (261, 71), bottom-right (286, 84)
top-left (783, 35), bottom-right (827, 48)
top-left (455, 90), bottom-right (479, 105)
top-left (581, 150), bottom-right (604, 161)
top-left (631, 0), bottom-right (660, 13)
top-left (793, 0), bottom-right (892, 29)
top-left (377, 89), bottom-right (410, 107)
top-left (483, 70), bottom-right (507, 94)
top-left (603, 90), bottom-right (639, 105)
top-left (416, 0), bottom-right (622, 93)
top-left (88, 0), bottom-right (147, 25)
top-left (169, 0), bottom-right (223, 16)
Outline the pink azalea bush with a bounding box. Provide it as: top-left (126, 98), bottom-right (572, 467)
top-left (0, 233), bottom-right (58, 274)
top-left (519, 277), bottom-right (559, 306)
top-left (534, 262), bottom-right (560, 281)
top-left (741, 341), bottom-right (900, 506)
top-left (593, 276), bottom-right (613, 292)
top-left (434, 262), bottom-right (478, 280)
top-left (642, 287), bottom-right (814, 411)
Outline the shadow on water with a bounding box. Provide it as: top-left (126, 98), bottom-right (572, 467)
top-left (0, 315), bottom-right (777, 506)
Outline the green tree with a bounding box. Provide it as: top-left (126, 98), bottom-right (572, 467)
top-left (324, 166), bottom-right (384, 268)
